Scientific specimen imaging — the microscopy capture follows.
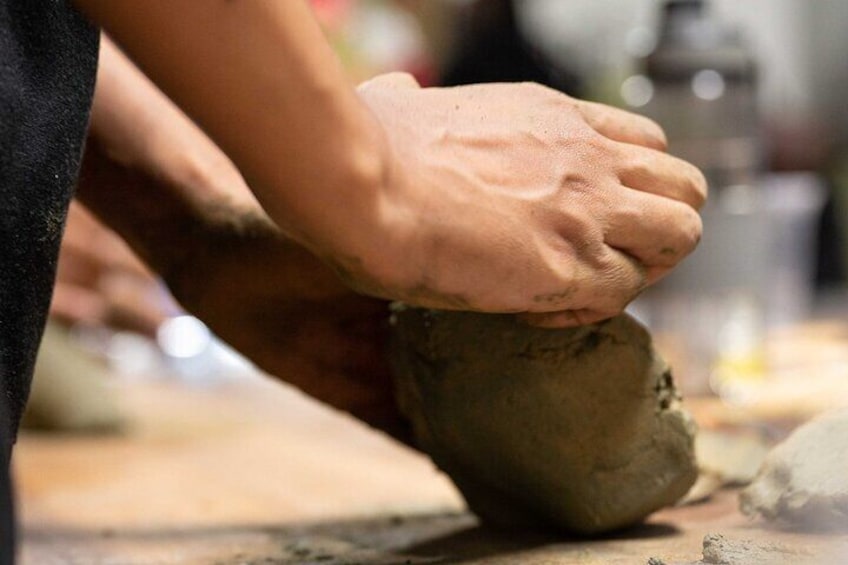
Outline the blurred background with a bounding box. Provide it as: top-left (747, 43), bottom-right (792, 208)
top-left (18, 2), bottom-right (848, 560)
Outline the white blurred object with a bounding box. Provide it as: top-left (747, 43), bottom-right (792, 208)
top-left (691, 68), bottom-right (726, 101)
top-left (350, 3), bottom-right (426, 73)
top-left (157, 315), bottom-right (210, 359)
top-left (156, 315), bottom-right (255, 383)
top-left (71, 314), bottom-right (256, 384)
top-left (620, 74), bottom-right (654, 107)
top-left (106, 331), bottom-right (162, 378)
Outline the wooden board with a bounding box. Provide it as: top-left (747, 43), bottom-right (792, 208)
top-left (14, 368), bottom-right (848, 564)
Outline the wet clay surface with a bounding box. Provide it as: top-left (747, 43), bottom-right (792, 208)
top-left (390, 310), bottom-right (697, 534)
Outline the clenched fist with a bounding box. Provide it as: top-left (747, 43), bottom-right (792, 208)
top-left (330, 73), bottom-right (706, 327)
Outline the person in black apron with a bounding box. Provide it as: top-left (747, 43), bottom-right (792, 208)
top-left (0, 3), bottom-right (98, 562)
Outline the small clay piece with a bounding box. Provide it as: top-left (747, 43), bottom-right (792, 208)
top-left (650, 533), bottom-right (818, 565)
top-left (390, 308), bottom-right (697, 535)
top-left (701, 533), bottom-right (811, 564)
top-left (740, 408), bottom-right (848, 530)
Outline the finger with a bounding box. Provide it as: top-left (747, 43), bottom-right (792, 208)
top-left (528, 248), bottom-right (647, 316)
top-left (49, 283), bottom-right (108, 326)
top-left (604, 188), bottom-right (703, 269)
top-left (99, 240), bottom-right (155, 279)
top-left (519, 308), bottom-right (613, 329)
top-left (104, 285), bottom-right (169, 337)
top-left (645, 264), bottom-right (674, 286)
top-left (56, 243), bottom-right (105, 288)
top-left (618, 144), bottom-right (708, 209)
top-left (575, 100), bottom-right (667, 150)
top-left (588, 247), bottom-right (650, 314)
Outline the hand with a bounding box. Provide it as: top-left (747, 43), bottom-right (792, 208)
top-left (77, 2), bottom-right (703, 328)
top-left (79, 140), bottom-right (409, 441)
top-left (51, 201), bottom-right (172, 336)
top-left (159, 209), bottom-right (406, 439)
top-left (74, 37), bottom-right (409, 441)
top-left (341, 73), bottom-right (706, 327)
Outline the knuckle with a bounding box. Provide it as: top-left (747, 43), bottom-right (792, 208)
top-left (526, 80), bottom-right (552, 94)
top-left (570, 97), bottom-right (596, 117)
top-left (557, 170), bottom-right (595, 199)
top-left (641, 116), bottom-right (668, 148)
top-left (520, 81), bottom-right (558, 102)
top-left (688, 165), bottom-right (709, 206)
top-left (676, 208), bottom-right (703, 252)
top-left (671, 159), bottom-right (708, 206)
top-left (609, 200), bottom-right (642, 231)
top-left (629, 151), bottom-right (653, 178)
top-left (564, 214), bottom-right (605, 253)
top-left (578, 127), bottom-right (617, 158)
top-left (598, 254), bottom-right (643, 302)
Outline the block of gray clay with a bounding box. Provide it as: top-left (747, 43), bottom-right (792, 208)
top-left (741, 408), bottom-right (848, 530)
top-left (390, 309), bottom-right (697, 535)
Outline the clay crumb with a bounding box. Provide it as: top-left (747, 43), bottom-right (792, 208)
top-left (654, 368), bottom-right (678, 411)
top-left (649, 533), bottom-right (822, 565)
top-left (701, 533), bottom-right (814, 565)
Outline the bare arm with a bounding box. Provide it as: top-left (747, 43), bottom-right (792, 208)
top-left (74, 0), bottom-right (387, 256)
top-left (75, 0), bottom-right (706, 326)
top-left (77, 37), bottom-right (409, 441)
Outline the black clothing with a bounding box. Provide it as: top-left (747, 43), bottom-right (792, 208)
top-left (0, 1), bottom-right (100, 561)
top-left (441, 0), bottom-right (581, 96)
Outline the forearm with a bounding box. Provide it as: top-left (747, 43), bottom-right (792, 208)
top-left (77, 37), bottom-right (271, 280)
top-left (74, 0), bottom-right (390, 256)
top-left (80, 139), bottom-right (407, 438)
top-left (76, 0), bottom-right (705, 325)
top-left (77, 38), bottom-right (408, 440)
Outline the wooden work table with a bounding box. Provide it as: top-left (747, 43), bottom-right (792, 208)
top-left (14, 321), bottom-right (848, 564)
